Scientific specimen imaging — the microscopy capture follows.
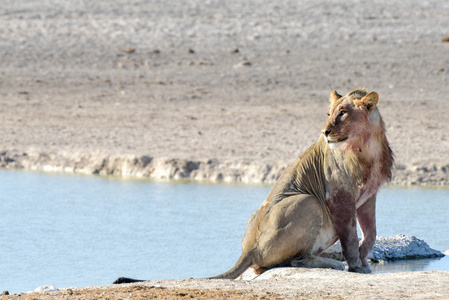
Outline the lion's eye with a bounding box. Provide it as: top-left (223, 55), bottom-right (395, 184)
top-left (339, 111), bottom-right (347, 117)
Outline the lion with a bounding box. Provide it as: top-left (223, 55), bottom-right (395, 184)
top-left (113, 89), bottom-right (394, 284)
top-left (208, 88), bottom-right (394, 279)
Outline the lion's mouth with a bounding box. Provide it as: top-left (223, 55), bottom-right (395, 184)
top-left (327, 137), bottom-right (348, 144)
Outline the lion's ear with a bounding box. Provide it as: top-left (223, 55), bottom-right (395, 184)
top-left (359, 91), bottom-right (378, 112)
top-left (330, 91), bottom-right (342, 103)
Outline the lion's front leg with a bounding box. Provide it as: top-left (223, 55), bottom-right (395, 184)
top-left (329, 190), bottom-right (366, 273)
top-left (357, 194), bottom-right (377, 273)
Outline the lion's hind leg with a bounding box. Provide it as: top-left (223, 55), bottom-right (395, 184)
top-left (291, 256), bottom-right (345, 271)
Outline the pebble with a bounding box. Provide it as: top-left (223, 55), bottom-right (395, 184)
top-left (234, 61), bottom-right (252, 68)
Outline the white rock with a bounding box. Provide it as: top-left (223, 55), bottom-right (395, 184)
top-left (233, 61), bottom-right (252, 68)
top-left (33, 285), bottom-right (57, 293)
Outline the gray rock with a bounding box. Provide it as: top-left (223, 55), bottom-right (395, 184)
top-left (323, 235), bottom-right (444, 262)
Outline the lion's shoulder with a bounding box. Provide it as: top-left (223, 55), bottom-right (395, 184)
top-left (265, 137), bottom-right (327, 206)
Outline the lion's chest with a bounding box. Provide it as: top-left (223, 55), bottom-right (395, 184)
top-left (356, 161), bottom-right (384, 208)
top-left (324, 154), bottom-right (386, 209)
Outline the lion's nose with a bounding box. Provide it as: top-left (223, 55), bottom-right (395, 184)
top-left (322, 129), bottom-right (331, 137)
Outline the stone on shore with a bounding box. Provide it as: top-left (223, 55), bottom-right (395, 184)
top-left (323, 235), bottom-right (444, 262)
top-left (32, 285), bottom-right (57, 294)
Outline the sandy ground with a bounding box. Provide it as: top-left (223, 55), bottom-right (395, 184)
top-left (3, 269), bottom-right (449, 299)
top-left (1, 0), bottom-right (449, 298)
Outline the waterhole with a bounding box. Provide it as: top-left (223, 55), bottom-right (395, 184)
top-left (1, 170), bottom-right (447, 293)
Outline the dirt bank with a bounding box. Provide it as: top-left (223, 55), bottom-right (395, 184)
top-left (1, 0), bottom-right (448, 185)
top-left (4, 269), bottom-right (449, 299)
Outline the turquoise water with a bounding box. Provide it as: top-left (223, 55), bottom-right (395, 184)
top-left (0, 170), bottom-right (448, 293)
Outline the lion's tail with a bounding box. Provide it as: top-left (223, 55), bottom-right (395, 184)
top-left (208, 253), bottom-right (253, 280)
top-left (113, 277), bottom-right (145, 284)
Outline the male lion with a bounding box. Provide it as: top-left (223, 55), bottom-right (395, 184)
top-left (209, 88), bottom-right (394, 279)
top-left (113, 89), bottom-right (393, 284)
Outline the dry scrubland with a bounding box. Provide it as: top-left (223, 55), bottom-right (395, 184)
top-left (1, 0), bottom-right (449, 299)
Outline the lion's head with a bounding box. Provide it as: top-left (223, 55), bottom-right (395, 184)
top-left (321, 89), bottom-right (383, 152)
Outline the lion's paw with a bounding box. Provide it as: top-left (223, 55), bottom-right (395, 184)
top-left (348, 265), bottom-right (372, 274)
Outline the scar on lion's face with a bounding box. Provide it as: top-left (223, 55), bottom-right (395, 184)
top-left (321, 91), bottom-right (379, 149)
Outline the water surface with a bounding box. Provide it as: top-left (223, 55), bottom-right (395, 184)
top-left (0, 170), bottom-right (448, 293)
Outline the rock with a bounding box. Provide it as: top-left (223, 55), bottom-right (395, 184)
top-left (234, 61), bottom-right (252, 68)
top-left (33, 285), bottom-right (57, 293)
top-left (322, 235), bottom-right (444, 262)
top-left (370, 235), bottom-right (444, 261)
top-left (239, 267), bottom-right (304, 280)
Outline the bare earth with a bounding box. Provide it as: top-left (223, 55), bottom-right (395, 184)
top-left (1, 0), bottom-right (449, 298)
top-left (4, 269), bottom-right (449, 299)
